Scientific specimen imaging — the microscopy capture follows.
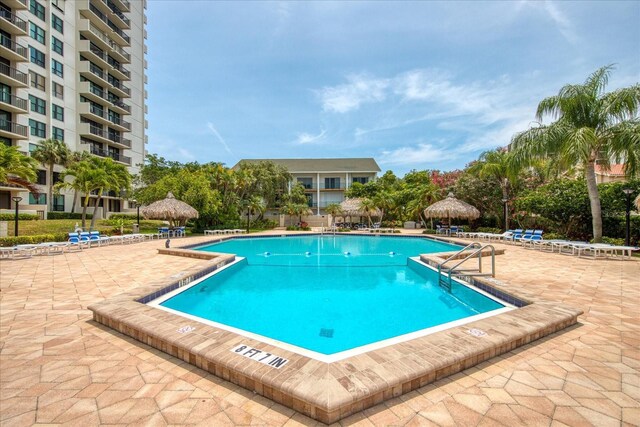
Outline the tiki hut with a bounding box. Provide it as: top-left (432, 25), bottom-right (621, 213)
top-left (339, 198), bottom-right (382, 225)
top-left (140, 192), bottom-right (199, 227)
top-left (423, 193), bottom-right (480, 225)
top-left (635, 194), bottom-right (640, 211)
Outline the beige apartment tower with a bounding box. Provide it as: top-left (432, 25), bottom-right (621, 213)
top-left (0, 0), bottom-right (147, 216)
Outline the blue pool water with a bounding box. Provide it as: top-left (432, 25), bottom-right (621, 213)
top-left (160, 235), bottom-right (505, 355)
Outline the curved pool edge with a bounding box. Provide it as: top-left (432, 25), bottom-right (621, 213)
top-left (88, 249), bottom-right (583, 424)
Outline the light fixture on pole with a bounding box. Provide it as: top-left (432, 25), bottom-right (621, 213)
top-left (11, 196), bottom-right (22, 236)
top-left (622, 188), bottom-right (633, 247)
top-left (502, 198), bottom-right (509, 231)
top-left (131, 199), bottom-right (140, 225)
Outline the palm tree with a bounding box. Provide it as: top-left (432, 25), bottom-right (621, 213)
top-left (31, 139), bottom-right (70, 212)
top-left (280, 202), bottom-right (298, 227)
top-left (243, 195), bottom-right (265, 232)
top-left (66, 150), bottom-right (91, 213)
top-left (0, 144), bottom-right (39, 194)
top-left (511, 65), bottom-right (640, 242)
top-left (359, 198), bottom-right (377, 227)
top-left (88, 157), bottom-right (131, 230)
top-left (468, 149), bottom-right (518, 230)
top-left (325, 202), bottom-right (342, 227)
top-left (56, 160), bottom-right (98, 228)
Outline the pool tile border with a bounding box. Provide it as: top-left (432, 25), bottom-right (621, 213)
top-left (89, 243), bottom-right (582, 424)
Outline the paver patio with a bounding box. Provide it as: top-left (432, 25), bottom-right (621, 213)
top-left (1, 231), bottom-right (638, 426)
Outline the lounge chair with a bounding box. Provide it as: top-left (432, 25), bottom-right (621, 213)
top-left (520, 230), bottom-right (544, 246)
top-left (89, 231), bottom-right (111, 246)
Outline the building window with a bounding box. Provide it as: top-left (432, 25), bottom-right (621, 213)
top-left (297, 177), bottom-right (313, 189)
top-left (29, 119), bottom-right (46, 138)
top-left (108, 110), bottom-right (120, 125)
top-left (29, 71), bottom-right (46, 91)
top-left (52, 13), bottom-right (63, 33)
top-left (29, 46), bottom-right (45, 67)
top-left (28, 143), bottom-right (39, 154)
top-left (52, 104), bottom-right (63, 121)
top-left (52, 82), bottom-right (63, 99)
top-left (29, 22), bottom-right (45, 44)
top-left (29, 95), bottom-right (46, 114)
top-left (52, 126), bottom-right (64, 140)
top-left (53, 194), bottom-right (64, 211)
top-left (324, 177), bottom-right (341, 189)
top-left (36, 169), bottom-right (46, 185)
top-left (51, 59), bottom-right (63, 77)
top-left (52, 36), bottom-right (63, 55)
top-left (352, 177), bottom-right (369, 184)
top-left (52, 171), bottom-right (62, 183)
top-left (30, 0), bottom-right (45, 21)
top-left (29, 193), bottom-right (46, 205)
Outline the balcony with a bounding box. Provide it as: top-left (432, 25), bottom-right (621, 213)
top-left (2, 0), bottom-right (28, 10)
top-left (0, 119), bottom-right (28, 139)
top-left (0, 6), bottom-right (28, 35)
top-left (108, 97), bottom-right (131, 114)
top-left (111, 0), bottom-right (130, 12)
top-left (299, 183), bottom-right (347, 191)
top-left (109, 23), bottom-right (130, 47)
top-left (79, 101), bottom-right (111, 127)
top-left (79, 18), bottom-right (131, 64)
top-left (79, 40), bottom-right (111, 70)
top-left (109, 79), bottom-right (130, 98)
top-left (0, 62), bottom-right (28, 87)
top-left (79, 60), bottom-right (110, 87)
top-left (0, 91), bottom-right (28, 113)
top-left (78, 80), bottom-right (108, 104)
top-left (109, 61), bottom-right (130, 80)
top-left (0, 35), bottom-right (27, 61)
top-left (79, 0), bottom-right (112, 35)
top-left (78, 122), bottom-right (131, 148)
top-left (84, 144), bottom-right (131, 165)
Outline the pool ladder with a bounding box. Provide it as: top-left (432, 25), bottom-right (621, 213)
top-left (437, 242), bottom-right (496, 292)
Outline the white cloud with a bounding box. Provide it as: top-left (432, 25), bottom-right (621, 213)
top-left (295, 129), bottom-right (326, 144)
top-left (319, 74), bottom-right (389, 113)
top-left (542, 1), bottom-right (578, 44)
top-left (177, 148), bottom-right (196, 161)
top-left (207, 122), bottom-right (233, 154)
top-left (378, 143), bottom-right (458, 166)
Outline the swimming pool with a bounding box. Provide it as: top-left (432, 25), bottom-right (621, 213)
top-left (154, 235), bottom-right (509, 358)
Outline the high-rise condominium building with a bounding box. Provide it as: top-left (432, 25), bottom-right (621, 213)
top-left (0, 0), bottom-right (147, 216)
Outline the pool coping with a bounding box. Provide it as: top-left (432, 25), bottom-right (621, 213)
top-left (89, 237), bottom-right (583, 424)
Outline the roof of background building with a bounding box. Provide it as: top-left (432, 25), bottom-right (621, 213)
top-left (233, 158), bottom-right (381, 173)
top-left (595, 164), bottom-right (626, 176)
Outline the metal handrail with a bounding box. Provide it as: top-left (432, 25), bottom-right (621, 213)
top-left (437, 242), bottom-right (496, 291)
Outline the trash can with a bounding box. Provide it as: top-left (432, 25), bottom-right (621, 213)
top-left (404, 221), bottom-right (416, 229)
top-left (132, 223), bottom-right (140, 233)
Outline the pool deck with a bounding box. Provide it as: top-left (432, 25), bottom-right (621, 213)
top-left (1, 230), bottom-right (639, 426)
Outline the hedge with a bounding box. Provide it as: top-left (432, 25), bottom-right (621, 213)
top-left (47, 212), bottom-right (93, 220)
top-left (109, 213), bottom-right (137, 220)
top-left (0, 233), bottom-right (68, 247)
top-left (0, 213), bottom-right (39, 221)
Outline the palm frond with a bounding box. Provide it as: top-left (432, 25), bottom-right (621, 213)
top-left (584, 64), bottom-right (614, 97)
top-left (601, 85), bottom-right (640, 123)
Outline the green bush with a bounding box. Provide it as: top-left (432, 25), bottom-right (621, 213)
top-left (422, 228), bottom-right (436, 234)
top-left (476, 227), bottom-right (502, 234)
top-left (597, 236), bottom-right (625, 246)
top-left (109, 213), bottom-right (137, 220)
top-left (338, 227), bottom-right (351, 232)
top-left (543, 232), bottom-right (566, 240)
top-left (0, 233), bottom-right (68, 247)
top-left (286, 225), bottom-right (311, 231)
top-left (47, 212), bottom-right (92, 220)
top-left (250, 218), bottom-right (278, 230)
top-left (0, 213), bottom-right (39, 221)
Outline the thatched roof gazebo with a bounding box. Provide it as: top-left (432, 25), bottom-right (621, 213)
top-left (339, 198), bottom-right (382, 217)
top-left (635, 194), bottom-right (640, 211)
top-left (423, 192), bottom-right (480, 224)
top-left (140, 192), bottom-right (199, 227)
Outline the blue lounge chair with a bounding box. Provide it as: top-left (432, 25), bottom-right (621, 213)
top-left (89, 231), bottom-right (111, 246)
top-left (520, 230), bottom-right (544, 246)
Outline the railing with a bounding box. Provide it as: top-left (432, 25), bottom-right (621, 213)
top-left (0, 119), bottom-right (28, 137)
top-left (83, 20), bottom-right (130, 62)
top-left (86, 145), bottom-right (131, 165)
top-left (0, 35), bottom-right (28, 58)
top-left (437, 242), bottom-right (496, 291)
top-left (300, 183), bottom-right (347, 190)
top-left (0, 62), bottom-right (28, 84)
top-left (84, 123), bottom-right (131, 147)
top-left (0, 6), bottom-right (27, 32)
top-left (0, 92), bottom-right (28, 110)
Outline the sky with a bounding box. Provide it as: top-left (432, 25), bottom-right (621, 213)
top-left (145, 1), bottom-right (640, 176)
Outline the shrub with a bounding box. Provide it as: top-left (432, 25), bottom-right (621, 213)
top-left (108, 213), bottom-right (137, 220)
top-left (543, 232), bottom-right (566, 240)
top-left (0, 213), bottom-right (39, 221)
top-left (47, 212), bottom-right (92, 220)
top-left (0, 233), bottom-right (68, 247)
top-left (286, 225), bottom-right (311, 231)
top-left (338, 227), bottom-right (351, 232)
top-left (475, 227), bottom-right (502, 234)
top-left (596, 236), bottom-right (625, 246)
top-left (250, 218), bottom-right (278, 230)
top-left (422, 228), bottom-right (436, 234)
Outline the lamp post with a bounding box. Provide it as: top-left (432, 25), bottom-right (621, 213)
top-left (623, 188), bottom-right (633, 247)
top-left (502, 198), bottom-right (509, 232)
top-left (12, 196), bottom-right (22, 236)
